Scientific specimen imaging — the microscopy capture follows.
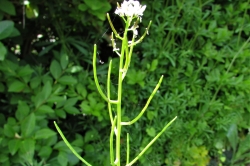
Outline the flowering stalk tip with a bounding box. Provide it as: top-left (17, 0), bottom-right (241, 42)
top-left (115, 0), bottom-right (146, 21)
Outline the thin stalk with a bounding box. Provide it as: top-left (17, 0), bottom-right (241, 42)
top-left (126, 133), bottom-right (130, 165)
top-left (107, 60), bottom-right (114, 125)
top-left (121, 75), bottom-right (164, 125)
top-left (123, 21), bottom-right (152, 79)
top-left (115, 17), bottom-right (131, 166)
top-left (122, 35), bottom-right (134, 79)
top-left (128, 21), bottom-right (152, 47)
top-left (110, 116), bottom-right (117, 166)
top-left (107, 13), bottom-right (123, 40)
top-left (93, 44), bottom-right (118, 104)
top-left (54, 122), bottom-right (92, 166)
top-left (126, 116), bottom-right (177, 166)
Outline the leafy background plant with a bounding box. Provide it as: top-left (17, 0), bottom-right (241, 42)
top-left (0, 0), bottom-right (249, 166)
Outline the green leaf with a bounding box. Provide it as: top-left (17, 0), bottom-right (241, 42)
top-left (64, 106), bottom-right (80, 114)
top-left (35, 128), bottom-right (56, 139)
top-left (0, 0), bottom-right (16, 15)
top-left (76, 84), bottom-right (87, 98)
top-left (68, 152), bottom-right (81, 165)
top-left (36, 105), bottom-right (54, 114)
top-left (89, 1), bottom-right (112, 20)
top-left (214, 139), bottom-right (224, 149)
top-left (0, 59), bottom-right (18, 71)
top-left (58, 151), bottom-right (68, 166)
top-left (42, 75), bottom-right (53, 84)
top-left (8, 80), bottom-right (26, 92)
top-left (72, 137), bottom-right (84, 147)
top-left (67, 66), bottom-right (83, 73)
top-left (98, 1), bottom-right (111, 12)
top-left (226, 124), bottom-right (238, 152)
top-left (0, 42), bottom-right (7, 61)
top-left (21, 113), bottom-right (36, 137)
top-left (215, 27), bottom-right (232, 45)
top-left (17, 65), bottom-right (33, 77)
top-left (54, 141), bottom-right (71, 153)
top-left (94, 102), bottom-right (105, 112)
top-left (83, 0), bottom-right (103, 10)
top-left (55, 109), bottom-right (66, 118)
top-left (8, 139), bottom-right (21, 155)
top-left (71, 43), bottom-right (88, 55)
top-left (146, 111), bottom-right (155, 121)
top-left (146, 127), bottom-right (156, 137)
top-left (19, 138), bottom-right (35, 163)
top-left (150, 59), bottom-right (158, 71)
top-left (52, 84), bottom-right (66, 95)
top-left (4, 124), bottom-right (15, 137)
top-left (38, 146), bottom-right (52, 159)
top-left (0, 20), bottom-right (14, 40)
top-left (50, 60), bottom-right (62, 79)
top-left (127, 69), bottom-right (146, 87)
top-left (45, 134), bottom-right (57, 146)
top-left (15, 101), bottom-right (30, 121)
top-left (33, 80), bottom-right (52, 108)
top-left (58, 76), bottom-right (77, 85)
top-left (84, 130), bottom-right (99, 143)
top-left (60, 51), bottom-right (69, 70)
top-left (34, 94), bottom-right (44, 109)
top-left (47, 96), bottom-right (65, 103)
top-left (8, 27), bottom-right (20, 38)
top-left (84, 144), bottom-right (95, 152)
top-left (30, 76), bottom-right (41, 89)
top-left (64, 98), bottom-right (78, 107)
top-left (78, 4), bottom-right (88, 11)
top-left (235, 134), bottom-right (250, 159)
top-left (90, 10), bottom-right (106, 21)
top-left (7, 117), bottom-right (16, 125)
top-left (0, 154), bottom-right (8, 162)
top-left (80, 101), bottom-right (91, 114)
top-left (38, 43), bottom-right (57, 56)
top-left (42, 81), bottom-right (52, 100)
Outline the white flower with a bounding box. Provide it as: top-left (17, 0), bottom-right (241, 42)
top-left (112, 39), bottom-right (120, 52)
top-left (128, 22), bottom-right (139, 37)
top-left (115, 0), bottom-right (146, 19)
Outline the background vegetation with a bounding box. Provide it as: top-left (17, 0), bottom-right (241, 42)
top-left (0, 0), bottom-right (249, 165)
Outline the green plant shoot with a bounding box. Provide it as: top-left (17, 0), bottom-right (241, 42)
top-left (54, 0), bottom-right (177, 165)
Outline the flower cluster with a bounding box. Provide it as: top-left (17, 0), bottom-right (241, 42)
top-left (115, 0), bottom-right (146, 19)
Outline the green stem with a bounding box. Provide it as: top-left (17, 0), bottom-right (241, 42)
top-left (93, 44), bottom-right (118, 104)
top-left (121, 75), bottom-right (164, 125)
top-left (54, 121), bottom-right (92, 166)
top-left (110, 116), bottom-right (117, 166)
top-left (126, 133), bottom-right (130, 165)
top-left (122, 36), bottom-right (133, 79)
top-left (107, 60), bottom-right (114, 125)
top-left (108, 60), bottom-right (115, 165)
top-left (129, 21), bottom-right (152, 47)
top-left (115, 16), bottom-right (131, 166)
top-left (107, 13), bottom-right (123, 40)
top-left (126, 116), bottom-right (177, 166)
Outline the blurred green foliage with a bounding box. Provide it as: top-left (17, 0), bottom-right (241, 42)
top-left (0, 0), bottom-right (249, 166)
